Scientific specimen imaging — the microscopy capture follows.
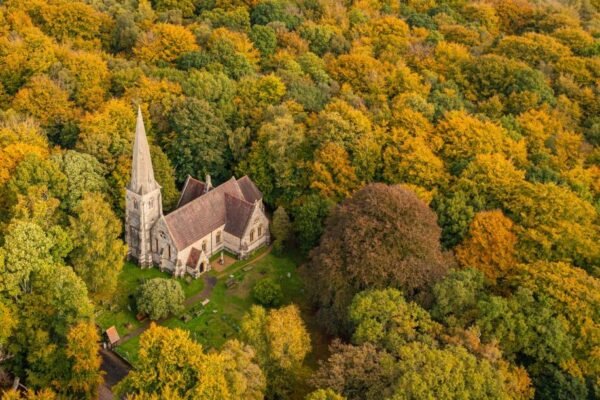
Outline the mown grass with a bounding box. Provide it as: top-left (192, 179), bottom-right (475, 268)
top-left (115, 250), bottom-right (306, 359)
top-left (96, 261), bottom-right (205, 337)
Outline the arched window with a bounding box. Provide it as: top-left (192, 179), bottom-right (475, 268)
top-left (250, 229), bottom-right (255, 242)
top-left (133, 199), bottom-right (139, 210)
top-left (216, 231), bottom-right (222, 244)
top-left (258, 225), bottom-right (263, 237)
top-left (202, 240), bottom-right (207, 252)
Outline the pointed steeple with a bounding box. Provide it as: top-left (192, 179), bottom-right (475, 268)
top-left (129, 107), bottom-right (158, 194)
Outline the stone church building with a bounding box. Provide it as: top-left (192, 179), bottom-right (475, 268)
top-left (125, 108), bottom-right (269, 277)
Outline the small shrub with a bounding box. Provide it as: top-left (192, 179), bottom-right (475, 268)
top-left (252, 278), bottom-right (283, 307)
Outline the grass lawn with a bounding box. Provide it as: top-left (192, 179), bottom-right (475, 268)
top-left (112, 249), bottom-right (329, 399)
top-left (165, 251), bottom-right (304, 350)
top-left (96, 261), bottom-right (205, 337)
top-left (114, 249), bottom-right (307, 357)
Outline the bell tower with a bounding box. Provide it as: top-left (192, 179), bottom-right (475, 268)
top-left (125, 107), bottom-right (162, 267)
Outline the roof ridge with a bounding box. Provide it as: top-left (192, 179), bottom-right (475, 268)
top-left (224, 191), bottom-right (255, 208)
top-left (166, 177), bottom-right (244, 220)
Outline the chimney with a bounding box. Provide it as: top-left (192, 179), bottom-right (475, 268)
top-left (205, 174), bottom-right (213, 192)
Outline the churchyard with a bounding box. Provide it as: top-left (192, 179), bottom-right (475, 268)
top-left (98, 247), bottom-right (307, 366)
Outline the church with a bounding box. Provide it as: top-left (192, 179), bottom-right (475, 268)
top-left (125, 108), bottom-right (270, 277)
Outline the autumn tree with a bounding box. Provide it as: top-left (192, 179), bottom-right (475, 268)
top-left (455, 210), bottom-right (518, 282)
top-left (241, 305), bottom-right (311, 398)
top-left (349, 289), bottom-right (440, 353)
top-left (11, 75), bottom-right (78, 146)
top-left (134, 23), bottom-right (199, 63)
top-left (59, 322), bottom-right (103, 399)
top-left (311, 340), bottom-right (395, 400)
top-left (0, 299), bottom-right (16, 360)
top-left (305, 389), bottom-right (345, 400)
top-left (69, 193), bottom-right (127, 303)
top-left (506, 261), bottom-right (600, 383)
top-left (155, 0), bottom-right (196, 17)
top-left (431, 265), bottom-right (598, 397)
top-left (76, 99), bottom-right (136, 212)
top-left (307, 184), bottom-right (449, 333)
top-left (0, 389), bottom-right (57, 400)
top-left (220, 339), bottom-right (266, 400)
top-left (1, 153), bottom-right (67, 224)
top-left (311, 142), bottom-right (359, 202)
top-left (117, 324), bottom-right (264, 399)
top-left (391, 342), bottom-right (531, 399)
top-left (10, 264), bottom-right (93, 392)
top-left (241, 112), bottom-right (305, 205)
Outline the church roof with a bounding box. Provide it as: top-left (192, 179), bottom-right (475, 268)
top-left (186, 248), bottom-right (201, 268)
top-left (177, 176), bottom-right (206, 208)
top-left (237, 175), bottom-right (263, 203)
top-left (129, 107), bottom-right (159, 195)
top-left (224, 193), bottom-right (255, 237)
top-left (164, 176), bottom-right (261, 250)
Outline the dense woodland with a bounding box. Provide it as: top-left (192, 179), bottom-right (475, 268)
top-left (0, 0), bottom-right (599, 398)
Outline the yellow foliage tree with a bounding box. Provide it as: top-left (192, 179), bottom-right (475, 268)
top-left (455, 210), bottom-right (518, 282)
top-left (241, 305), bottom-right (311, 397)
top-left (11, 75), bottom-right (77, 132)
top-left (0, 12), bottom-right (57, 93)
top-left (57, 48), bottom-right (110, 110)
top-left (117, 324), bottom-right (264, 399)
top-left (134, 23), bottom-right (199, 63)
top-left (124, 76), bottom-right (183, 133)
top-left (436, 110), bottom-right (517, 169)
top-left (311, 142), bottom-right (359, 201)
top-left (61, 322), bottom-right (103, 399)
top-left (383, 135), bottom-right (448, 190)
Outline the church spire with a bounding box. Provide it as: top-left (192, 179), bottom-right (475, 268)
top-left (129, 106), bottom-right (158, 194)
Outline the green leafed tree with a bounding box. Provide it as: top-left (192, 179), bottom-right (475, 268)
top-left (69, 193), bottom-right (126, 303)
top-left (252, 278), bottom-right (283, 308)
top-left (136, 278), bottom-right (184, 320)
top-left (167, 97), bottom-right (231, 183)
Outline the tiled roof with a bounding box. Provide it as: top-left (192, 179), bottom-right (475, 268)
top-left (177, 176), bottom-right (206, 208)
top-left (224, 193), bottom-right (255, 237)
top-left (237, 175), bottom-right (263, 203)
top-left (106, 326), bottom-right (120, 344)
top-left (186, 247), bottom-right (201, 268)
top-left (165, 176), bottom-right (260, 250)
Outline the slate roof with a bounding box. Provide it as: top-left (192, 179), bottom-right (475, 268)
top-left (224, 193), bottom-right (255, 237)
top-left (165, 176), bottom-right (261, 250)
top-left (177, 176), bottom-right (206, 208)
top-left (237, 175), bottom-right (263, 203)
top-left (186, 248), bottom-right (201, 268)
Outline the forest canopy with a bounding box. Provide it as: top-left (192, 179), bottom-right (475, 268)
top-left (0, 0), bottom-right (599, 398)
